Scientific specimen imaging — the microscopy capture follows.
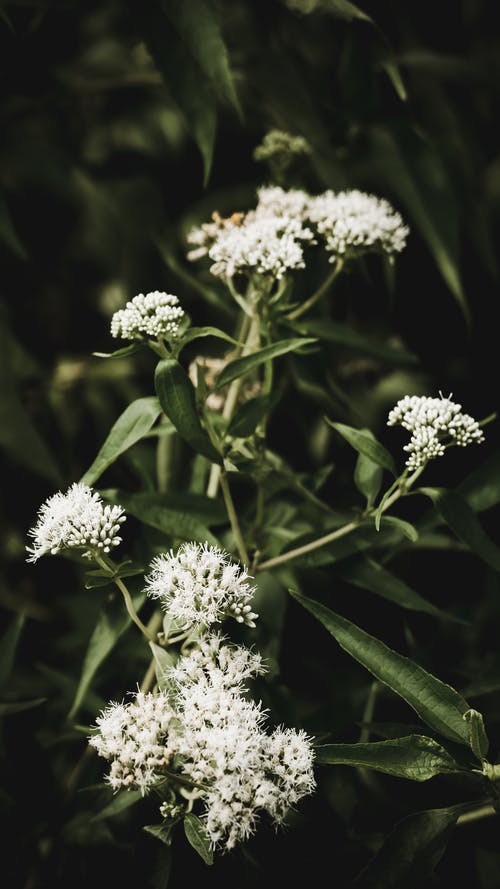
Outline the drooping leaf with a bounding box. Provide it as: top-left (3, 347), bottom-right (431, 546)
top-left (316, 734), bottom-right (461, 781)
top-left (354, 806), bottom-right (460, 888)
top-left (463, 708), bottom-right (489, 761)
top-left (0, 698), bottom-right (46, 717)
top-left (0, 612), bottom-right (25, 690)
top-left (338, 557), bottom-right (464, 623)
top-left (143, 822), bottom-right (175, 847)
top-left (215, 339), bottom-right (317, 389)
top-left (68, 592), bottom-right (145, 719)
top-left (299, 318), bottom-right (417, 367)
top-left (81, 397), bottom-right (162, 486)
top-left (103, 490), bottom-right (220, 546)
top-left (378, 515), bottom-right (419, 542)
top-left (154, 358), bottom-right (221, 462)
top-left (421, 487), bottom-right (500, 573)
top-left (290, 591), bottom-right (472, 745)
top-left (183, 813), bottom-right (213, 865)
top-left (227, 396), bottom-right (272, 438)
top-left (326, 420), bottom-right (397, 475)
top-left (178, 325), bottom-right (239, 349)
top-left (93, 344), bottom-right (144, 360)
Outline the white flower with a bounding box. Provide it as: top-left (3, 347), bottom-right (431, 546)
top-left (308, 189), bottom-right (409, 261)
top-left (110, 291), bottom-right (185, 342)
top-left (208, 215), bottom-right (314, 280)
top-left (27, 483), bottom-right (126, 562)
top-left (388, 394), bottom-right (484, 469)
top-left (255, 185), bottom-right (311, 222)
top-left (144, 543), bottom-right (258, 629)
top-left (89, 691), bottom-right (174, 793)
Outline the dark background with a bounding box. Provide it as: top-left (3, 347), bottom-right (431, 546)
top-left (2, 1), bottom-right (500, 887)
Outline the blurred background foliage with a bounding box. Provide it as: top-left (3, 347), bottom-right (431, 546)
top-left (2, 1), bottom-right (500, 887)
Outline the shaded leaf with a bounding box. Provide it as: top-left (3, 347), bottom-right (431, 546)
top-left (144, 822), bottom-right (175, 846)
top-left (354, 435), bottom-right (383, 507)
top-left (290, 591), bottom-right (472, 745)
top-left (339, 557), bottom-right (464, 623)
top-left (227, 396), bottom-right (272, 438)
top-left (354, 806), bottom-right (459, 888)
top-left (178, 326), bottom-right (238, 349)
top-left (81, 397), bottom-right (162, 486)
top-left (150, 641), bottom-right (175, 691)
top-left (92, 790), bottom-right (142, 822)
top-left (0, 192), bottom-right (27, 258)
top-left (316, 734), bottom-right (461, 781)
top-left (299, 318), bottom-right (417, 367)
top-left (379, 515), bottom-right (418, 542)
top-left (184, 813), bottom-right (213, 865)
top-left (104, 490), bottom-right (220, 546)
top-left (215, 339), bottom-right (317, 389)
top-left (0, 612), bottom-right (25, 690)
top-left (326, 420), bottom-right (396, 475)
top-left (0, 698), bottom-right (46, 717)
top-left (459, 450), bottom-right (500, 513)
top-left (421, 487), bottom-right (500, 573)
top-left (155, 358), bottom-right (221, 462)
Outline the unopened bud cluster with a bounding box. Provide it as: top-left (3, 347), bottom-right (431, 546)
top-left (253, 129), bottom-right (312, 163)
top-left (388, 394), bottom-right (484, 469)
top-left (110, 291), bottom-right (185, 342)
top-left (144, 542), bottom-right (258, 629)
top-left (27, 483), bottom-right (125, 562)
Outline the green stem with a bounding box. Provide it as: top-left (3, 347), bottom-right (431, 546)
top-left (287, 260), bottom-right (344, 321)
top-left (95, 554), bottom-right (154, 642)
top-left (457, 804), bottom-right (496, 826)
top-left (220, 471), bottom-right (250, 565)
top-left (156, 418), bottom-right (177, 493)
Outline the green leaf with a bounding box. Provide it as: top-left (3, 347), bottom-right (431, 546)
top-left (143, 823), bottom-right (175, 846)
top-left (92, 790), bottom-right (143, 822)
top-left (0, 612), bottom-right (25, 690)
top-left (68, 592), bottom-right (145, 719)
top-left (183, 813), bottom-right (213, 865)
top-left (150, 641), bottom-right (175, 691)
top-left (215, 339), bottom-right (317, 389)
top-left (381, 59), bottom-right (407, 101)
top-left (103, 491), bottom-right (220, 546)
top-left (0, 698), bottom-right (46, 717)
top-left (326, 420), bottom-right (397, 475)
top-left (93, 344), bottom-right (144, 360)
top-left (321, 0), bottom-right (373, 23)
top-left (227, 396), bottom-right (272, 438)
top-left (421, 487), bottom-right (500, 573)
top-left (162, 0), bottom-right (240, 112)
top-left (140, 3), bottom-right (217, 183)
top-left (354, 806), bottom-right (459, 888)
top-left (368, 126), bottom-right (469, 322)
top-left (299, 319), bottom-right (417, 367)
top-left (339, 557), bottom-right (464, 623)
top-left (155, 359), bottom-right (221, 462)
top-left (354, 434), bottom-right (383, 507)
top-left (81, 397), bottom-right (162, 486)
top-left (378, 515), bottom-right (419, 542)
top-left (316, 735), bottom-right (461, 781)
top-left (459, 450), bottom-right (500, 512)
top-left (463, 709), bottom-right (489, 760)
top-left (290, 591), bottom-right (472, 745)
top-left (178, 326), bottom-right (238, 349)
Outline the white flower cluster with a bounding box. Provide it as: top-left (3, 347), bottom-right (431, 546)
top-left (27, 483), bottom-right (125, 562)
top-left (387, 394), bottom-right (485, 469)
top-left (308, 189), bottom-right (409, 261)
top-left (208, 215), bottom-right (314, 281)
top-left (110, 291), bottom-right (185, 342)
top-left (187, 185), bottom-right (408, 281)
top-left (144, 542), bottom-right (258, 629)
top-left (89, 691), bottom-right (174, 793)
top-left (91, 635), bottom-right (316, 852)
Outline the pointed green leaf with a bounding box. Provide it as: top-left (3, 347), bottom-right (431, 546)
top-left (178, 326), bottom-right (238, 349)
top-left (68, 592), bottom-right (145, 719)
top-left (339, 557), bottom-right (464, 623)
top-left (463, 709), bottom-right (489, 760)
top-left (184, 813), bottom-right (213, 865)
top-left (421, 487), bottom-right (500, 573)
top-left (326, 420), bottom-right (397, 475)
top-left (0, 698), bottom-right (46, 717)
top-left (103, 491), bottom-right (220, 546)
top-left (227, 396), bottom-right (272, 438)
top-left (459, 450), bottom-right (500, 512)
top-left (150, 641), bottom-right (175, 691)
top-left (155, 358), bottom-right (221, 462)
top-left (321, 0), bottom-right (373, 22)
top-left (354, 806), bottom-right (459, 888)
top-left (215, 339), bottom-right (317, 390)
top-left (93, 344), bottom-right (144, 360)
top-left (354, 433), bottom-right (383, 507)
top-left (290, 590), bottom-right (471, 745)
top-left (143, 822), bottom-right (175, 846)
top-left (81, 397), bottom-right (162, 486)
top-left (316, 735), bottom-right (461, 781)
top-left (379, 515), bottom-right (418, 542)
top-left (92, 789), bottom-right (142, 822)
top-left (0, 612), bottom-right (25, 690)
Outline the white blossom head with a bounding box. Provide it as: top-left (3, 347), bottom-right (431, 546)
top-left (255, 185), bottom-right (312, 222)
top-left (110, 291), bottom-right (185, 342)
top-left (388, 393), bottom-right (485, 469)
top-left (27, 483), bottom-right (126, 562)
top-left (207, 214), bottom-right (314, 281)
top-left (89, 691), bottom-right (174, 794)
top-left (186, 211), bottom-right (245, 262)
top-left (144, 543), bottom-right (258, 629)
top-left (308, 189), bottom-right (409, 262)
